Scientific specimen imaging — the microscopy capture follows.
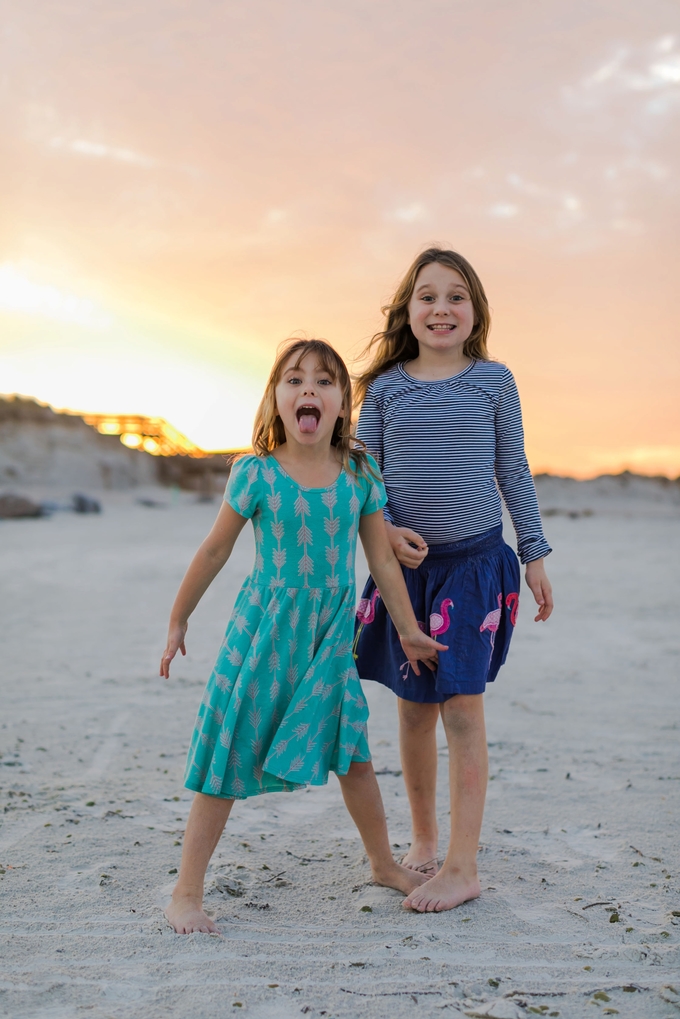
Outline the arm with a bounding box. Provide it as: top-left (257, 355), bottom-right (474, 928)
top-left (160, 501), bottom-right (248, 677)
top-left (356, 387), bottom-right (428, 568)
top-left (359, 510), bottom-right (446, 674)
top-left (495, 371), bottom-right (554, 621)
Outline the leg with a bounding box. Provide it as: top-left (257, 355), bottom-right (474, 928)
top-left (337, 761), bottom-right (429, 895)
top-left (398, 698), bottom-right (440, 875)
top-left (404, 693), bottom-right (487, 912)
top-left (165, 791), bottom-right (234, 933)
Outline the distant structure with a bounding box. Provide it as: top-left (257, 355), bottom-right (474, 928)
top-left (82, 412), bottom-right (208, 458)
top-left (0, 396), bottom-right (242, 493)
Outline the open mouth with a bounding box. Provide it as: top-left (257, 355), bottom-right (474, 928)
top-left (296, 405), bottom-right (321, 433)
top-left (427, 324), bottom-right (456, 331)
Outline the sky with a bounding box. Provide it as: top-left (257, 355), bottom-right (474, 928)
top-left (1, 0), bottom-right (679, 476)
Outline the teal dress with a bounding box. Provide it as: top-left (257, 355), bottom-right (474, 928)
top-left (184, 453), bottom-right (387, 799)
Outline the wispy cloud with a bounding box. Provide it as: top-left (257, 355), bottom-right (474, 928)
top-left (488, 203), bottom-right (519, 218)
top-left (385, 202), bottom-right (430, 224)
top-left (49, 137), bottom-right (156, 167)
top-left (565, 35), bottom-right (680, 109)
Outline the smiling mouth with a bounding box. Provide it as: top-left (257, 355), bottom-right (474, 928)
top-left (296, 405), bottom-right (321, 433)
top-left (428, 324), bottom-right (456, 331)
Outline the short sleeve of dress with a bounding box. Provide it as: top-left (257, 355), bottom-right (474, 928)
top-left (358, 454), bottom-right (388, 516)
top-left (224, 455), bottom-right (263, 519)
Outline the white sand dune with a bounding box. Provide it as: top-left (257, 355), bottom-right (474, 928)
top-left (1, 485), bottom-right (678, 1019)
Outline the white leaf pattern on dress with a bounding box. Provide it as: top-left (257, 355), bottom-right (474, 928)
top-left (297, 523), bottom-right (312, 544)
top-left (248, 707), bottom-right (262, 729)
top-left (298, 553), bottom-right (314, 575)
top-left (324, 516), bottom-right (340, 536)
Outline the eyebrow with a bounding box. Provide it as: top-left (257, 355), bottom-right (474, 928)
top-left (284, 363), bottom-right (334, 375)
top-left (415, 282), bottom-right (469, 294)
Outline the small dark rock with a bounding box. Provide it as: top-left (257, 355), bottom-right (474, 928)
top-left (0, 494), bottom-right (43, 519)
top-left (72, 494), bottom-right (101, 513)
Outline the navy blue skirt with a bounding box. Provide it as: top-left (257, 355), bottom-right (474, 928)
top-left (353, 525), bottom-right (521, 703)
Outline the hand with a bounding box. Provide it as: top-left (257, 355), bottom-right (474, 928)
top-left (386, 522), bottom-right (429, 569)
top-left (525, 559), bottom-right (554, 622)
top-left (160, 621), bottom-right (188, 678)
top-left (399, 630), bottom-right (448, 676)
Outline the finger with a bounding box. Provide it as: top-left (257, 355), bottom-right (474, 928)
top-left (536, 601), bottom-right (552, 622)
top-left (161, 649), bottom-right (175, 676)
top-left (533, 582), bottom-right (553, 621)
top-left (398, 554), bottom-right (423, 569)
top-left (398, 542), bottom-right (427, 561)
top-left (402, 542), bottom-right (428, 559)
top-left (180, 642), bottom-right (187, 656)
top-left (401, 528), bottom-right (428, 549)
top-left (542, 588), bottom-right (554, 619)
top-left (534, 602), bottom-right (548, 621)
top-left (410, 659), bottom-right (421, 676)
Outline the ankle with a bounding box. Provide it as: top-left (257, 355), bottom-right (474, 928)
top-left (368, 854), bottom-right (399, 879)
top-left (171, 886), bottom-right (203, 905)
top-left (440, 858), bottom-right (479, 879)
top-left (410, 831), bottom-right (438, 847)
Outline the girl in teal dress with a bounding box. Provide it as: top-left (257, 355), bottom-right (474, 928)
top-left (160, 338), bottom-right (446, 935)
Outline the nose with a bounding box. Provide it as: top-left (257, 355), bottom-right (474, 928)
top-left (433, 299), bottom-right (450, 315)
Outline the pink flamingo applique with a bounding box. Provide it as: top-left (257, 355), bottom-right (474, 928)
top-left (356, 588), bottom-right (381, 625)
top-left (429, 598), bottom-right (453, 639)
top-left (479, 593), bottom-right (503, 658)
top-left (353, 588), bottom-right (381, 659)
top-left (399, 621), bottom-right (426, 680)
top-left (505, 591), bottom-right (519, 626)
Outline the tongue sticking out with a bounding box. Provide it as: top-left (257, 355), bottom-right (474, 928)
top-left (298, 414), bottom-right (319, 434)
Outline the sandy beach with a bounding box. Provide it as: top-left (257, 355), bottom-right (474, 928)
top-left (1, 481), bottom-right (679, 1019)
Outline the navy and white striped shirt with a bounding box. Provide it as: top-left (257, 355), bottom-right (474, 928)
top-left (356, 360), bottom-right (551, 564)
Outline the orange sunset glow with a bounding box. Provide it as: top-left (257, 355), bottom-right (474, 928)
top-left (1, 1), bottom-right (679, 477)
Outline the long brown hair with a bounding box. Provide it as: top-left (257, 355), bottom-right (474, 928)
top-left (353, 247), bottom-right (492, 405)
top-left (252, 338), bottom-right (379, 478)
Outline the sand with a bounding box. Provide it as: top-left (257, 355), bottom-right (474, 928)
top-left (1, 483), bottom-right (679, 1019)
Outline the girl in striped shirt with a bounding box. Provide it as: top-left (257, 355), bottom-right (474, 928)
top-left (353, 247), bottom-right (554, 913)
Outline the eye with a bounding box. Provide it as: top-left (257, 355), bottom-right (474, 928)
top-left (286, 375), bottom-right (302, 385)
top-left (420, 294), bottom-right (435, 302)
top-left (318, 378), bottom-right (332, 386)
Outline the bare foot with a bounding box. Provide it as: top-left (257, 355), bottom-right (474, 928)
top-left (372, 860), bottom-right (430, 896)
top-left (165, 894), bottom-right (220, 934)
top-left (401, 837), bottom-right (439, 877)
top-left (400, 852), bottom-right (439, 877)
top-left (402, 866), bottom-right (481, 912)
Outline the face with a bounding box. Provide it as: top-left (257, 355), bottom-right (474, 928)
top-left (407, 262), bottom-right (475, 354)
top-left (274, 352), bottom-right (346, 446)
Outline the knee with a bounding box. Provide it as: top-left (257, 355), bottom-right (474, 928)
top-left (344, 761), bottom-right (373, 781)
top-left (440, 694), bottom-right (484, 739)
top-left (398, 700), bottom-right (439, 735)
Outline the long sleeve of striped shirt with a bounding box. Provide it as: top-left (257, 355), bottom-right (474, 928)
top-left (355, 360), bottom-right (551, 564)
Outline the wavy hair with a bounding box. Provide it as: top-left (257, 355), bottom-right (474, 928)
top-left (251, 338), bottom-right (379, 479)
top-left (353, 247), bottom-right (492, 406)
